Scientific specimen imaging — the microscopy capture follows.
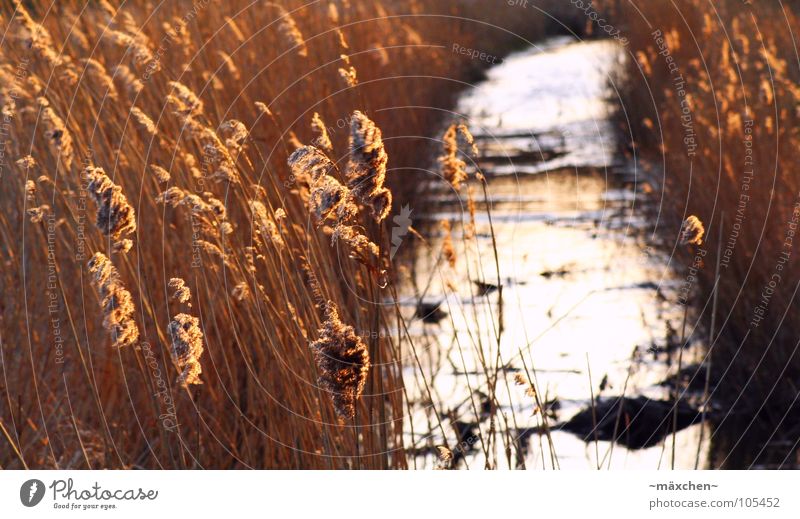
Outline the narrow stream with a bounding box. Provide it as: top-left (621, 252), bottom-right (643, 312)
top-left (404, 37), bottom-right (709, 469)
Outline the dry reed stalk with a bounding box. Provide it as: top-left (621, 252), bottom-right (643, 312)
top-left (0, 0), bottom-right (534, 469)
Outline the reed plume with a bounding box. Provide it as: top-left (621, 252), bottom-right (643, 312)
top-left (440, 220), bottom-right (456, 268)
top-left (273, 4), bottom-right (308, 57)
top-left (680, 215), bottom-right (705, 246)
top-left (289, 145), bottom-right (357, 223)
top-left (249, 200), bottom-right (285, 248)
top-left (38, 98), bottom-right (74, 171)
top-left (338, 55), bottom-right (359, 88)
top-left (167, 81), bottom-right (204, 116)
top-left (168, 278), bottom-right (192, 305)
top-left (27, 205), bottom-right (48, 223)
top-left (16, 155), bottom-right (36, 170)
top-left (439, 124), bottom-right (468, 190)
top-left (311, 112), bottom-right (333, 153)
top-left (309, 302), bottom-right (370, 418)
top-left (13, 2), bottom-right (63, 70)
top-left (168, 313), bottom-right (204, 387)
top-left (87, 252), bottom-right (139, 349)
top-left (435, 446), bottom-right (453, 470)
top-left (130, 106), bottom-right (157, 135)
top-left (289, 145), bottom-right (379, 263)
top-left (86, 166), bottom-right (136, 252)
top-left (332, 223), bottom-right (380, 265)
top-left (150, 164), bottom-right (171, 183)
top-left (82, 58), bottom-right (118, 100)
top-left (346, 111), bottom-right (391, 222)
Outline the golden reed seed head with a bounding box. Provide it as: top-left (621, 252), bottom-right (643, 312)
top-left (178, 121), bottom-right (240, 184)
top-left (157, 186), bottom-right (186, 207)
top-left (311, 112), bottom-right (333, 153)
top-left (113, 239), bottom-right (133, 255)
top-left (204, 194), bottom-right (227, 220)
top-left (435, 446), bottom-right (453, 470)
top-left (27, 205), bottom-right (49, 223)
top-left (439, 124), bottom-right (468, 190)
top-left (332, 224), bottom-right (380, 266)
top-left (680, 215), bottom-right (705, 246)
top-left (249, 200), bottom-right (285, 248)
top-left (328, 2), bottom-right (340, 24)
top-left (289, 145), bottom-right (358, 223)
top-left (273, 4), bottom-right (308, 57)
top-left (224, 16), bottom-right (247, 44)
top-left (25, 179), bottom-right (36, 201)
top-left (113, 64), bottom-right (143, 97)
top-left (456, 123), bottom-right (478, 157)
top-left (254, 101), bottom-right (273, 118)
top-left (38, 98), bottom-right (74, 171)
top-left (85, 166), bottom-right (136, 251)
top-left (216, 51), bottom-right (241, 81)
top-left (13, 2), bottom-right (63, 69)
top-left (338, 65), bottom-right (358, 88)
top-left (150, 164), bottom-right (171, 183)
top-left (514, 373), bottom-right (537, 397)
top-left (219, 119), bottom-right (248, 152)
top-left (130, 107), bottom-right (157, 135)
top-left (288, 145), bottom-right (335, 183)
top-left (16, 155), bottom-right (37, 170)
top-left (288, 145), bottom-right (379, 264)
top-left (167, 313), bottom-right (204, 387)
top-left (310, 175), bottom-right (356, 225)
top-left (347, 111), bottom-right (392, 222)
top-left (310, 303), bottom-right (370, 419)
top-left (440, 220), bottom-right (456, 268)
top-left (232, 282), bottom-right (250, 301)
top-left (168, 278), bottom-right (192, 304)
top-left (81, 58), bottom-right (118, 100)
top-left (87, 252), bottom-right (139, 349)
top-left (167, 81), bottom-right (204, 116)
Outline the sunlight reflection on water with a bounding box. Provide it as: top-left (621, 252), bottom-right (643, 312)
top-left (404, 37), bottom-right (709, 470)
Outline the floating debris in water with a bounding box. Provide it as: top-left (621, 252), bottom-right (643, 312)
top-left (415, 301), bottom-right (448, 324)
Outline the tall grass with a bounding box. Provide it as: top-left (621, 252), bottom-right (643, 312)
top-left (609, 0), bottom-right (800, 467)
top-left (0, 0), bottom-right (549, 469)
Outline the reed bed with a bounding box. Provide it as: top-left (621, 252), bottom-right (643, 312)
top-left (0, 0), bottom-right (549, 469)
top-left (608, 0), bottom-right (800, 467)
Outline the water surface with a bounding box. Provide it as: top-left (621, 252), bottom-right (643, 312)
top-left (403, 37), bottom-right (708, 469)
